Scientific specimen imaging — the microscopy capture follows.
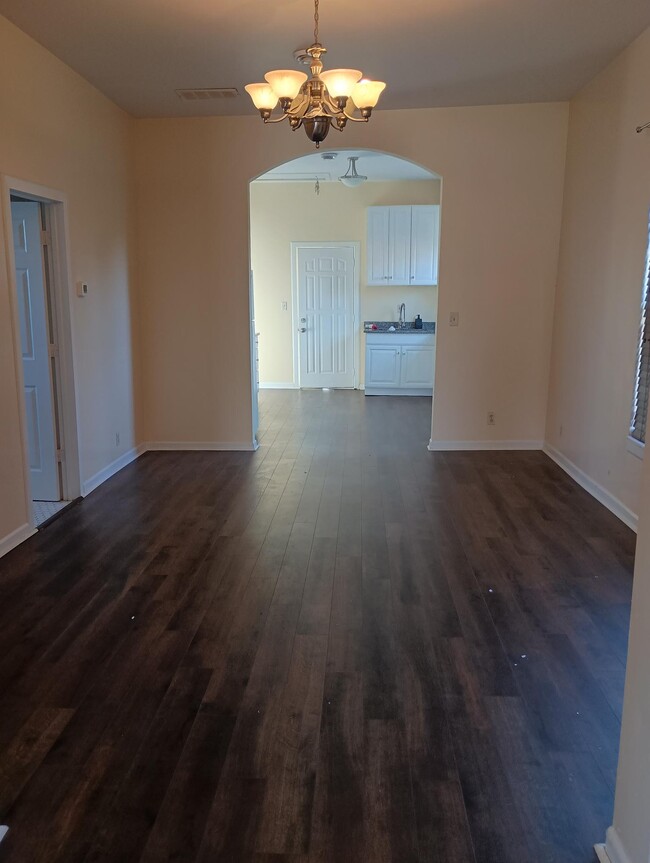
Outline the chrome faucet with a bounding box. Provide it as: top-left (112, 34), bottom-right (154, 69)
top-left (398, 303), bottom-right (406, 329)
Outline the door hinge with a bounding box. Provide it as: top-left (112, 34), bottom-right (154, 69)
top-left (48, 344), bottom-right (59, 359)
top-left (40, 229), bottom-right (51, 246)
top-left (56, 448), bottom-right (65, 462)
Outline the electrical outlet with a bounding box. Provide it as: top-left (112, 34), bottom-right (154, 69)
top-left (281, 301), bottom-right (288, 311)
top-left (115, 432), bottom-right (120, 447)
top-left (449, 311), bottom-right (459, 327)
top-left (487, 411), bottom-right (495, 426)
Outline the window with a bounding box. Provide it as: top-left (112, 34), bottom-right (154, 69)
top-left (630, 214), bottom-right (650, 446)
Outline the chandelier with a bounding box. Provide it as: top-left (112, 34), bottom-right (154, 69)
top-left (245, 0), bottom-right (386, 148)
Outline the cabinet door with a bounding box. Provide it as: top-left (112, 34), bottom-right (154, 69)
top-left (388, 206), bottom-right (412, 286)
top-left (366, 346), bottom-right (401, 386)
top-left (367, 207), bottom-right (390, 285)
top-left (400, 345), bottom-right (435, 387)
top-left (410, 205), bottom-right (440, 285)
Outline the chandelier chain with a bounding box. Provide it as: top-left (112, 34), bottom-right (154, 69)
top-left (314, 0), bottom-right (320, 45)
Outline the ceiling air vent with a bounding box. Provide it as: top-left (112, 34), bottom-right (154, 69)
top-left (175, 88), bottom-right (239, 102)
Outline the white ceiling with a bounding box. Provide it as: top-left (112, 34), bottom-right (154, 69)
top-left (1, 0), bottom-right (649, 118)
top-left (256, 149), bottom-right (438, 182)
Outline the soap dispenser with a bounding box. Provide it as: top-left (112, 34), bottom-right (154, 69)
top-left (414, 314), bottom-right (423, 330)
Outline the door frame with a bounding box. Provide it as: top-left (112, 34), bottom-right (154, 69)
top-left (290, 241), bottom-right (360, 389)
top-left (2, 176), bottom-right (81, 525)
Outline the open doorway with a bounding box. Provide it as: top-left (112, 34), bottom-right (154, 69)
top-left (249, 149), bottom-right (440, 389)
top-left (4, 180), bottom-right (81, 528)
top-left (248, 148), bottom-right (442, 445)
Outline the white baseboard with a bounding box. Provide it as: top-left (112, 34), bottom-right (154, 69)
top-left (594, 827), bottom-right (633, 863)
top-left (428, 439), bottom-right (543, 451)
top-left (258, 382), bottom-right (298, 390)
top-left (543, 444), bottom-right (638, 532)
top-left (146, 441), bottom-right (258, 452)
top-left (82, 444), bottom-right (147, 496)
top-left (366, 387), bottom-right (432, 397)
top-left (0, 522), bottom-right (37, 559)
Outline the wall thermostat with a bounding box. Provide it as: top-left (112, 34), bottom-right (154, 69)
top-left (77, 281), bottom-right (88, 297)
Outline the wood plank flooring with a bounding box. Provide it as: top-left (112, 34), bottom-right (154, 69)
top-left (0, 390), bottom-right (635, 862)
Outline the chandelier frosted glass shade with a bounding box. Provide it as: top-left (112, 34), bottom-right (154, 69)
top-left (319, 69), bottom-right (362, 99)
top-left (245, 0), bottom-right (386, 147)
top-left (351, 79), bottom-right (386, 109)
top-left (244, 83), bottom-right (278, 111)
top-left (264, 70), bottom-right (308, 100)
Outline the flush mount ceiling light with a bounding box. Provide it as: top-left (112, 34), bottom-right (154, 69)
top-left (339, 156), bottom-right (367, 187)
top-left (245, 0), bottom-right (386, 148)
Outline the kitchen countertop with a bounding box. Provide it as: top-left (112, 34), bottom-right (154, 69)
top-left (364, 320), bottom-right (436, 334)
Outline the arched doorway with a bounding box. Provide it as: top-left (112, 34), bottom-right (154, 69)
top-left (248, 148), bottom-right (443, 449)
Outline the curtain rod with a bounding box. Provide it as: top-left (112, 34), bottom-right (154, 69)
top-left (637, 121), bottom-right (650, 133)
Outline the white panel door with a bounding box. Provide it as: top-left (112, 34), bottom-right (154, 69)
top-left (388, 205), bottom-right (412, 285)
top-left (366, 346), bottom-right (401, 387)
top-left (298, 246), bottom-right (356, 388)
top-left (400, 345), bottom-right (435, 387)
top-left (367, 207), bottom-right (390, 285)
top-left (410, 205), bottom-right (440, 285)
top-left (12, 202), bottom-right (60, 501)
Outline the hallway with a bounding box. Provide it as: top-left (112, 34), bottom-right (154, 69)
top-left (0, 389), bottom-right (634, 862)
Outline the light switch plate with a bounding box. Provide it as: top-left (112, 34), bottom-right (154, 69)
top-left (77, 281), bottom-right (88, 297)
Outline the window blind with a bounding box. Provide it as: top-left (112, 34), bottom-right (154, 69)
top-left (630, 217), bottom-right (650, 444)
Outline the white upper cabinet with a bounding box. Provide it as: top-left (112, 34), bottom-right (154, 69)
top-left (410, 205), bottom-right (440, 285)
top-left (367, 207), bottom-right (390, 284)
top-left (388, 206), bottom-right (412, 285)
top-left (367, 204), bottom-right (440, 286)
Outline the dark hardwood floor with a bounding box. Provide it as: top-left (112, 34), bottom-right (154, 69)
top-left (0, 390), bottom-right (635, 863)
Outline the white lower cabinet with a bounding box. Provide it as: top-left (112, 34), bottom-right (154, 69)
top-left (365, 333), bottom-right (435, 395)
top-left (401, 345), bottom-right (435, 387)
top-left (366, 346), bottom-right (402, 387)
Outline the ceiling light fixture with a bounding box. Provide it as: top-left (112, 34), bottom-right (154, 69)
top-left (245, 0), bottom-right (386, 148)
top-left (339, 156), bottom-right (367, 187)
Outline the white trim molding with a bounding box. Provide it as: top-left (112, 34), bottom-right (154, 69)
top-left (259, 382), bottom-right (299, 390)
top-left (595, 827), bottom-right (633, 863)
top-left (0, 523), bottom-right (37, 559)
top-left (82, 444), bottom-right (147, 496)
top-left (0, 826), bottom-right (7, 845)
top-left (544, 444), bottom-right (638, 532)
top-left (428, 439), bottom-right (543, 451)
top-left (146, 441), bottom-right (259, 452)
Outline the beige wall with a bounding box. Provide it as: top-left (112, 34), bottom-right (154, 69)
top-left (134, 101), bottom-right (568, 447)
top-left (546, 27), bottom-right (650, 519)
top-left (250, 179), bottom-right (441, 386)
top-left (0, 15), bottom-right (137, 545)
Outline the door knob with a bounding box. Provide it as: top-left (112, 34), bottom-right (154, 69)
top-left (299, 327), bottom-right (307, 333)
